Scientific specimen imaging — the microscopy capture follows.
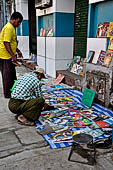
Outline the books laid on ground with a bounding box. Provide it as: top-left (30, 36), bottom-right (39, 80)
top-left (95, 120), bottom-right (109, 128)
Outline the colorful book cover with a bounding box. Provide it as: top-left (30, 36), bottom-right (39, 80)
top-left (54, 74), bottom-right (65, 84)
top-left (86, 129), bottom-right (103, 138)
top-left (101, 23), bottom-right (109, 37)
top-left (50, 130), bottom-right (72, 143)
top-left (95, 120), bottom-right (109, 128)
top-left (107, 22), bottom-right (113, 37)
top-left (96, 24), bottom-right (104, 37)
top-left (82, 119), bottom-right (92, 125)
top-left (86, 51), bottom-right (95, 63)
top-left (97, 50), bottom-right (106, 65)
top-left (89, 122), bottom-right (100, 129)
top-left (104, 50), bottom-right (113, 67)
top-left (74, 120), bottom-right (85, 127)
top-left (81, 88), bottom-right (96, 107)
top-left (108, 37), bottom-right (113, 52)
top-left (104, 118), bottom-right (113, 126)
top-left (37, 124), bottom-right (54, 135)
top-left (96, 23), bottom-right (109, 37)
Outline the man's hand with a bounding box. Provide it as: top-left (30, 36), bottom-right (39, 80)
top-left (17, 51), bottom-right (23, 58)
top-left (44, 103), bottom-right (49, 109)
top-left (16, 48), bottom-right (23, 58)
top-left (12, 55), bottom-right (17, 63)
top-left (43, 103), bottom-right (55, 111)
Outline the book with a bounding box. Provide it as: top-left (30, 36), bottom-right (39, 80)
top-left (86, 51), bottom-right (95, 63)
top-left (40, 28), bottom-right (46, 36)
top-left (104, 118), bottom-right (113, 126)
top-left (95, 120), bottom-right (109, 128)
top-left (81, 88), bottom-right (96, 107)
top-left (46, 29), bottom-right (53, 37)
top-left (86, 129), bottom-right (103, 138)
top-left (96, 24), bottom-right (103, 37)
top-left (54, 74), bottom-right (65, 84)
top-left (104, 50), bottom-right (113, 67)
top-left (107, 22), bottom-right (113, 37)
top-left (96, 23), bottom-right (109, 37)
top-left (37, 124), bottom-right (54, 135)
top-left (97, 50), bottom-right (106, 65)
top-left (101, 23), bottom-right (109, 37)
top-left (108, 37), bottom-right (113, 52)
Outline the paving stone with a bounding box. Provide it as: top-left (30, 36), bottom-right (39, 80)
top-left (15, 127), bottom-right (45, 145)
top-left (0, 131), bottom-right (22, 158)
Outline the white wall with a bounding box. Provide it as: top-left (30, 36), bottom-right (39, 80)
top-left (36, 0), bottom-right (75, 16)
top-left (16, 0), bottom-right (28, 19)
top-left (37, 37), bottom-right (74, 77)
top-left (17, 36), bottom-right (29, 59)
top-left (56, 0), bottom-right (75, 13)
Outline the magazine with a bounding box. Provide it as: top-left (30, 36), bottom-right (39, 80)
top-left (96, 23), bottom-right (109, 37)
top-left (97, 50), bottom-right (106, 65)
top-left (107, 22), bottom-right (113, 37)
top-left (86, 51), bottom-right (95, 63)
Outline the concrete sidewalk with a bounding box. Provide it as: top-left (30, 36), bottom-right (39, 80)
top-left (0, 65), bottom-right (112, 170)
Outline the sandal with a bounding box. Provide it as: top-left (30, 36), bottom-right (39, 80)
top-left (18, 119), bottom-right (35, 126)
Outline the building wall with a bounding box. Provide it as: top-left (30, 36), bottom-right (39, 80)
top-left (16, 0), bottom-right (29, 59)
top-left (36, 0), bottom-right (75, 78)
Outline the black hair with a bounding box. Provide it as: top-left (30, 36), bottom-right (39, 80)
top-left (11, 12), bottom-right (23, 21)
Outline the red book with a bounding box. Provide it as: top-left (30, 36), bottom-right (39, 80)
top-left (95, 120), bottom-right (109, 128)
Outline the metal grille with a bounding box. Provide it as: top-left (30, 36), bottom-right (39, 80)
top-left (74, 0), bottom-right (89, 58)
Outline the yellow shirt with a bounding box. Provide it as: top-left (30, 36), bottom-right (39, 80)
top-left (0, 22), bottom-right (17, 59)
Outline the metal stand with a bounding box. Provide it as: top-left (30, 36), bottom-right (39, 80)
top-left (68, 133), bottom-right (96, 165)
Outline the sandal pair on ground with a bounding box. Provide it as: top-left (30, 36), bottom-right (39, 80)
top-left (15, 115), bottom-right (35, 126)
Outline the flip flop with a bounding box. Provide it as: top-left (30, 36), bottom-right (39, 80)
top-left (18, 119), bottom-right (35, 126)
top-left (15, 115), bottom-right (18, 120)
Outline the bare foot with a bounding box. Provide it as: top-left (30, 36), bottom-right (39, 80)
top-left (18, 114), bottom-right (27, 122)
top-left (18, 115), bottom-right (35, 126)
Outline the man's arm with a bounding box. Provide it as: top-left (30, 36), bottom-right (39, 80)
top-left (16, 48), bottom-right (23, 58)
top-left (4, 42), bottom-right (17, 62)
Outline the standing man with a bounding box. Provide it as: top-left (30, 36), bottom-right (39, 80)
top-left (0, 12), bottom-right (23, 98)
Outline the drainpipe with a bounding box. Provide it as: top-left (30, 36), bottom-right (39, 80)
top-left (13, 0), bottom-right (16, 12)
top-left (2, 0), bottom-right (6, 25)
